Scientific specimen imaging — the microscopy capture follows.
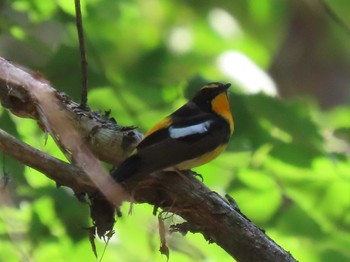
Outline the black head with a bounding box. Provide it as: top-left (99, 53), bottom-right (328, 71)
top-left (191, 82), bottom-right (231, 111)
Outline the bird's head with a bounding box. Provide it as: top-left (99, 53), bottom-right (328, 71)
top-left (191, 82), bottom-right (231, 112)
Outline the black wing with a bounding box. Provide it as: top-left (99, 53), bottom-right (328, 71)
top-left (135, 113), bottom-right (230, 174)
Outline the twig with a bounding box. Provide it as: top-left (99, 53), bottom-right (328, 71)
top-left (75, 0), bottom-right (89, 109)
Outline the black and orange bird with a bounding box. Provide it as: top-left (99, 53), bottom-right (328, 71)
top-left (111, 82), bottom-right (234, 182)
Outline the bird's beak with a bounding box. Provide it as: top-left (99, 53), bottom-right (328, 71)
top-left (223, 83), bottom-right (231, 90)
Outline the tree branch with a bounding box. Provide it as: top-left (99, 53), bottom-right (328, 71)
top-left (74, 0), bottom-right (89, 109)
top-left (0, 58), bottom-right (142, 165)
top-left (0, 57), bottom-right (297, 262)
top-left (126, 172), bottom-right (296, 262)
top-left (0, 128), bottom-right (93, 193)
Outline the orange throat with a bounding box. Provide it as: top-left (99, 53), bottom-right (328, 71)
top-left (211, 93), bottom-right (234, 134)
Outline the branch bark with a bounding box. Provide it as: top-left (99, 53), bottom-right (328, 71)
top-left (0, 57), bottom-right (297, 262)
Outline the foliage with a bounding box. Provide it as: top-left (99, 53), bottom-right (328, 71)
top-left (1, 0), bottom-right (350, 261)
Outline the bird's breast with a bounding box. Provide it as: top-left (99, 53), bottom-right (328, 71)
top-left (171, 143), bottom-right (228, 170)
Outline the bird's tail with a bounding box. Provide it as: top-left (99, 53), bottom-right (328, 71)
top-left (110, 154), bottom-right (142, 182)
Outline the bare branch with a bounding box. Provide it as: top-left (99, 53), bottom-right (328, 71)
top-left (75, 0), bottom-right (89, 109)
top-left (0, 57), bottom-right (143, 165)
top-left (0, 128), bottom-right (93, 193)
top-left (126, 172), bottom-right (296, 262)
top-left (0, 57), bottom-right (138, 205)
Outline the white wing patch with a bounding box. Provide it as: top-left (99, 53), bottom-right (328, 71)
top-left (169, 120), bottom-right (212, 139)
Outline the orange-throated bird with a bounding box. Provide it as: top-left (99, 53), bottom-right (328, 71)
top-left (111, 82), bottom-right (234, 182)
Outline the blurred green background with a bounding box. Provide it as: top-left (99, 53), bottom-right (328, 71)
top-left (1, 0), bottom-right (350, 261)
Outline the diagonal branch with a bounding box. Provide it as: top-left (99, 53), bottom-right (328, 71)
top-left (0, 128), bottom-right (93, 193)
top-left (126, 172), bottom-right (296, 262)
top-left (0, 57), bottom-right (297, 262)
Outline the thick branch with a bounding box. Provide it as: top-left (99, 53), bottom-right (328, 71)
top-left (0, 57), bottom-right (143, 165)
top-left (0, 57), bottom-right (297, 262)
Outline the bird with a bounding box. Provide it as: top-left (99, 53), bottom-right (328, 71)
top-left (111, 82), bottom-right (234, 182)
